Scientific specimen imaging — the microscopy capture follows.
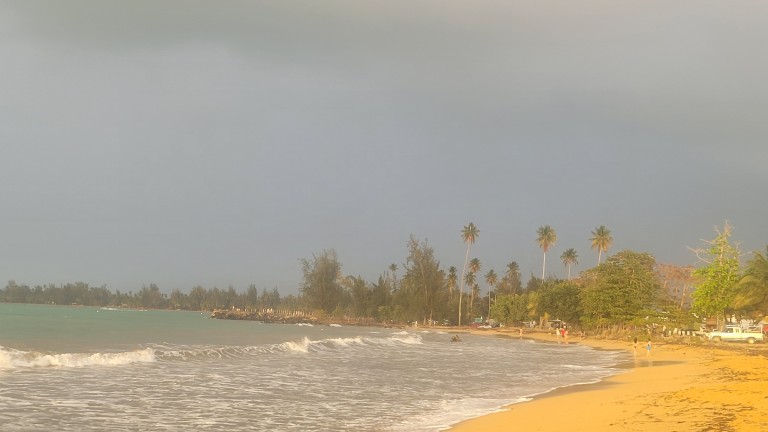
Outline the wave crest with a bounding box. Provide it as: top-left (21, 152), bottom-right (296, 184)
top-left (0, 346), bottom-right (156, 370)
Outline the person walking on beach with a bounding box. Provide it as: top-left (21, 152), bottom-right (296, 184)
top-left (646, 338), bottom-right (652, 357)
top-left (633, 337), bottom-right (638, 358)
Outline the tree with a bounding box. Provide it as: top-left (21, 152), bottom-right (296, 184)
top-left (732, 246), bottom-right (768, 316)
top-left (485, 269), bottom-right (498, 314)
top-left (370, 275), bottom-right (392, 319)
top-left (560, 248), bottom-right (579, 280)
top-left (491, 293), bottom-right (529, 325)
top-left (537, 280), bottom-right (582, 325)
top-left (580, 250), bottom-right (660, 328)
top-left (690, 222), bottom-right (741, 327)
top-left (389, 263), bottom-right (398, 292)
top-left (536, 225), bottom-right (557, 279)
top-left (447, 266), bottom-right (458, 302)
top-left (498, 261), bottom-right (522, 296)
top-left (459, 222), bottom-right (479, 326)
top-left (301, 249), bottom-right (343, 314)
top-left (464, 271), bottom-right (477, 320)
top-left (656, 264), bottom-right (696, 311)
top-left (590, 225), bottom-right (613, 265)
top-left (469, 258), bottom-right (481, 275)
top-left (402, 236), bottom-right (445, 324)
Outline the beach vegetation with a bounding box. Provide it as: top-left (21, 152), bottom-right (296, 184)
top-left (536, 280), bottom-right (582, 325)
top-left (560, 248), bottom-right (579, 280)
top-left (4, 222), bottom-right (762, 334)
top-left (300, 249), bottom-right (344, 314)
top-left (590, 225), bottom-right (613, 265)
top-left (458, 222), bottom-right (479, 327)
top-left (490, 292), bottom-right (532, 324)
top-left (536, 225), bottom-right (557, 279)
top-left (495, 261), bottom-right (522, 296)
top-left (732, 246), bottom-right (768, 318)
top-left (399, 236), bottom-right (446, 325)
top-left (690, 222), bottom-right (741, 328)
top-left (580, 250), bottom-right (661, 328)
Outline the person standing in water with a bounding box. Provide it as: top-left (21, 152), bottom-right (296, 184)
top-left (646, 338), bottom-right (652, 357)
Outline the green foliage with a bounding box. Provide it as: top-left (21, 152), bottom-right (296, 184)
top-left (300, 249), bottom-right (343, 314)
top-left (495, 262), bottom-right (522, 296)
top-left (560, 248), bottom-right (579, 279)
top-left (690, 223), bottom-right (741, 322)
top-left (400, 235), bottom-right (446, 324)
top-left (580, 250), bottom-right (660, 327)
top-left (491, 293), bottom-right (530, 325)
top-left (732, 246), bottom-right (768, 316)
top-left (590, 225), bottom-right (613, 264)
top-left (0, 280), bottom-right (291, 312)
top-left (536, 280), bottom-right (582, 325)
top-left (536, 225), bottom-right (557, 278)
top-left (458, 222), bottom-right (479, 326)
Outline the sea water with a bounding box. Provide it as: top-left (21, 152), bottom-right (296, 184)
top-left (0, 303), bottom-right (626, 431)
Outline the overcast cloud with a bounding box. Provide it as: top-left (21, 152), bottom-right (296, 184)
top-left (1, 0), bottom-right (766, 294)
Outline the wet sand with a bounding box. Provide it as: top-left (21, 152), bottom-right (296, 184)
top-left (449, 329), bottom-right (768, 431)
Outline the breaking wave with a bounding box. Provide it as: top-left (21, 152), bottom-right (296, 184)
top-left (0, 333), bottom-right (422, 371)
top-left (0, 346), bottom-right (156, 370)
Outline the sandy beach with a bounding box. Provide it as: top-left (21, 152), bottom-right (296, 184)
top-left (449, 329), bottom-right (768, 431)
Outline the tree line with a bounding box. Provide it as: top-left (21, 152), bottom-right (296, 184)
top-left (3, 222), bottom-right (766, 330)
top-left (0, 281), bottom-right (297, 312)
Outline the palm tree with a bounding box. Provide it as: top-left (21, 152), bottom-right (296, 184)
top-left (459, 222), bottom-right (479, 326)
top-left (464, 271), bottom-right (477, 321)
top-left (536, 225), bottom-right (557, 279)
top-left (590, 225), bottom-right (613, 265)
top-left (732, 246), bottom-right (768, 313)
top-left (560, 248), bottom-right (579, 280)
top-left (447, 266), bottom-right (458, 302)
top-left (506, 261), bottom-right (521, 296)
top-left (485, 269), bottom-right (498, 315)
top-left (469, 257), bottom-right (482, 275)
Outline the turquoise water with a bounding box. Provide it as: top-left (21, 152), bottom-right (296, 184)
top-left (0, 303), bottom-right (285, 351)
top-left (0, 303), bottom-right (626, 431)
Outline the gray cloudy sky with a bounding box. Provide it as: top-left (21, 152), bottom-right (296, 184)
top-left (1, 1), bottom-right (766, 294)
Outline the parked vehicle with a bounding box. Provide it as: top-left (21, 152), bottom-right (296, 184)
top-left (708, 325), bottom-right (764, 344)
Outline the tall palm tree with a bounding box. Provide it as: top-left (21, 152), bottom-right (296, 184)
top-left (459, 222), bottom-right (479, 326)
top-left (447, 266), bottom-right (458, 302)
top-left (536, 225), bottom-right (557, 279)
top-left (560, 248), bottom-right (579, 280)
top-left (485, 269), bottom-right (498, 315)
top-left (590, 225), bottom-right (613, 265)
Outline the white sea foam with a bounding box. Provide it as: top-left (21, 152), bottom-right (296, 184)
top-left (281, 337), bottom-right (311, 353)
top-left (0, 346), bottom-right (155, 370)
top-left (387, 396), bottom-right (530, 432)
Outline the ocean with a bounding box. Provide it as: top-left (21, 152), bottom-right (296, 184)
top-left (0, 303), bottom-right (626, 431)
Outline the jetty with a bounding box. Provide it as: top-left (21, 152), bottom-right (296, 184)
top-left (210, 308), bottom-right (382, 327)
top-left (210, 308), bottom-right (318, 324)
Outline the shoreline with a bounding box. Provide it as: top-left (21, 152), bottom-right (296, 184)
top-left (448, 329), bottom-right (768, 431)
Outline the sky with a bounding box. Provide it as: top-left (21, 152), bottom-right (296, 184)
top-left (1, 0), bottom-right (766, 295)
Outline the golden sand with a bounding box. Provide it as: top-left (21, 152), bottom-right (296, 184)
top-left (449, 329), bottom-right (768, 431)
